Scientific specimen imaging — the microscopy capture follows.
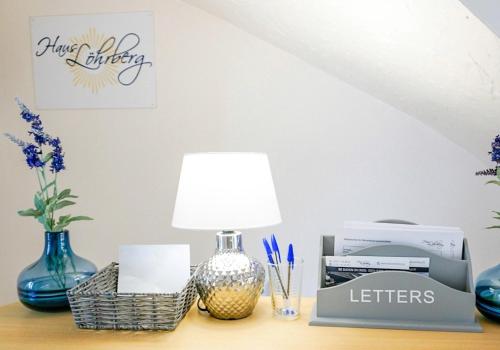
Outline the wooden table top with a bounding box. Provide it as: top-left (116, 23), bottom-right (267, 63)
top-left (0, 297), bottom-right (498, 350)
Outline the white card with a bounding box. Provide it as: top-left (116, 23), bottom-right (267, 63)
top-left (118, 245), bottom-right (190, 294)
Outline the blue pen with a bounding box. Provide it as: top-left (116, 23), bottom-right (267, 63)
top-left (287, 243), bottom-right (294, 269)
top-left (263, 237), bottom-right (288, 299)
top-left (271, 234), bottom-right (281, 264)
top-left (287, 243), bottom-right (294, 296)
top-left (262, 238), bottom-right (274, 264)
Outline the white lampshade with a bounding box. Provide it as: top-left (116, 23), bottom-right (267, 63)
top-left (172, 153), bottom-right (282, 230)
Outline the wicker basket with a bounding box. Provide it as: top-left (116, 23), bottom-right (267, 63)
top-left (67, 262), bottom-right (198, 330)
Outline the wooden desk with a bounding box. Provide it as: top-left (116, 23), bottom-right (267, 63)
top-left (0, 297), bottom-right (498, 350)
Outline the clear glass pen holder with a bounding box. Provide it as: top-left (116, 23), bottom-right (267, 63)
top-left (267, 259), bottom-right (303, 320)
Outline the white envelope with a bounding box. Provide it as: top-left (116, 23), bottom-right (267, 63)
top-left (117, 245), bottom-right (190, 294)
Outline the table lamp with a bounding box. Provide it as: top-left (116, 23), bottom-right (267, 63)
top-left (172, 152), bottom-right (282, 319)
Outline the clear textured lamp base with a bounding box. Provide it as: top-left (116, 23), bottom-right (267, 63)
top-left (195, 231), bottom-right (265, 320)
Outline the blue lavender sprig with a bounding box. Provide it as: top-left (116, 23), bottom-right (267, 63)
top-left (476, 168), bottom-right (497, 176)
top-left (22, 144), bottom-right (44, 168)
top-left (49, 137), bottom-right (65, 173)
top-left (15, 97), bottom-right (52, 146)
top-left (16, 97), bottom-right (39, 124)
top-left (491, 135), bottom-right (500, 163)
top-left (476, 134), bottom-right (500, 177)
top-left (9, 98), bottom-right (65, 173)
top-left (31, 131), bottom-right (50, 146)
top-left (4, 133), bottom-right (27, 148)
top-left (4, 133), bottom-right (45, 168)
top-left (476, 134), bottom-right (500, 229)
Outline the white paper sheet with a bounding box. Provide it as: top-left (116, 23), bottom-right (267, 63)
top-left (334, 221), bottom-right (464, 260)
top-left (117, 245), bottom-right (190, 294)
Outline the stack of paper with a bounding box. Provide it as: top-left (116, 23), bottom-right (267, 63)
top-left (324, 255), bottom-right (430, 287)
top-left (334, 221), bottom-right (464, 260)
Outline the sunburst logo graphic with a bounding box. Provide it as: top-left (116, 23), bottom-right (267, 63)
top-left (66, 28), bottom-right (121, 94)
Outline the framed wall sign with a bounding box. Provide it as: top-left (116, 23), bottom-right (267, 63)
top-left (30, 12), bottom-right (156, 109)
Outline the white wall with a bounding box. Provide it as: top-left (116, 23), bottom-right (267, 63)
top-left (0, 0), bottom-right (498, 305)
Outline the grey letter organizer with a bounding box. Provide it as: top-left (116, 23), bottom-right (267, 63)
top-left (309, 235), bottom-right (482, 332)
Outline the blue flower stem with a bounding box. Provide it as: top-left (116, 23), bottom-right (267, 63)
top-left (40, 167), bottom-right (54, 231)
top-left (69, 253), bottom-right (76, 273)
top-left (35, 169), bottom-right (45, 199)
top-left (48, 253), bottom-right (66, 289)
top-left (53, 172), bottom-right (57, 197)
top-left (51, 172), bottom-right (58, 228)
top-left (40, 167), bottom-right (48, 192)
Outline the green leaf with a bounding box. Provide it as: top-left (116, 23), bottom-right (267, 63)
top-left (17, 208), bottom-right (42, 217)
top-left (492, 211), bottom-right (500, 216)
top-left (57, 215), bottom-right (71, 224)
top-left (54, 200), bottom-right (76, 210)
top-left (53, 215), bottom-right (72, 231)
top-left (66, 216), bottom-right (93, 222)
top-left (45, 194), bottom-right (58, 205)
top-left (486, 225), bottom-right (500, 229)
top-left (43, 195), bottom-right (59, 216)
top-left (486, 180), bottom-right (500, 186)
top-left (34, 193), bottom-right (45, 212)
top-left (36, 214), bottom-right (50, 231)
top-left (57, 189), bottom-right (72, 200)
top-left (52, 215), bottom-right (92, 231)
top-left (37, 215), bottom-right (46, 224)
top-left (53, 221), bottom-right (71, 231)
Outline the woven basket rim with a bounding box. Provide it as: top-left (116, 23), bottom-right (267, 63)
top-left (67, 262), bottom-right (197, 297)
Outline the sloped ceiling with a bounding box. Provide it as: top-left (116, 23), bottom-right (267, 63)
top-left (184, 0), bottom-right (500, 161)
top-left (460, 0), bottom-right (500, 38)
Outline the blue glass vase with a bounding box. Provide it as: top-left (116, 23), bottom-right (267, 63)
top-left (475, 263), bottom-right (500, 322)
top-left (17, 231), bottom-right (97, 311)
